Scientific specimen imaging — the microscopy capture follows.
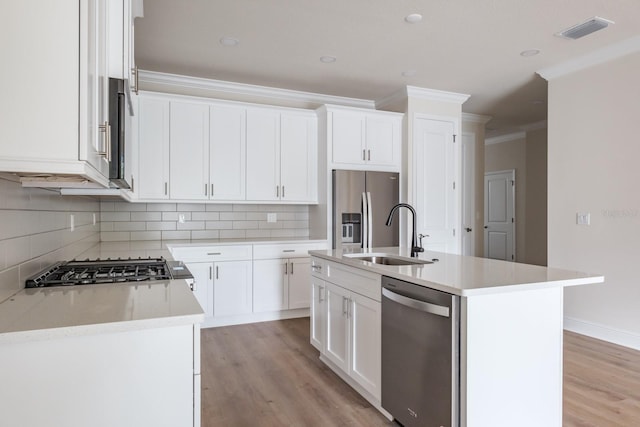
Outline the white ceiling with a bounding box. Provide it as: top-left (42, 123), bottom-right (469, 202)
top-left (135, 0), bottom-right (640, 134)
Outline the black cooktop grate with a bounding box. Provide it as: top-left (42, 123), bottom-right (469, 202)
top-left (25, 257), bottom-right (173, 288)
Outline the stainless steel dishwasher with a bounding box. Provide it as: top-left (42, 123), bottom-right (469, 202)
top-left (381, 276), bottom-right (460, 427)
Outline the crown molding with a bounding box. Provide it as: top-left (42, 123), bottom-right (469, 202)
top-left (537, 35), bottom-right (640, 80)
top-left (485, 131), bottom-right (526, 146)
top-left (520, 120), bottom-right (547, 132)
top-left (376, 85), bottom-right (470, 109)
top-left (138, 70), bottom-right (376, 109)
top-left (462, 112), bottom-right (493, 124)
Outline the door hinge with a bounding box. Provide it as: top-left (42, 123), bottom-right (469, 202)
top-left (453, 134), bottom-right (457, 143)
top-left (511, 180), bottom-right (515, 186)
top-left (512, 254), bottom-right (514, 260)
top-left (453, 228), bottom-right (456, 237)
top-left (452, 181), bottom-right (456, 190)
top-left (512, 218), bottom-right (514, 223)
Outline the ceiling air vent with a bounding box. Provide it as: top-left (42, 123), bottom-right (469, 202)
top-left (556, 17), bottom-right (614, 40)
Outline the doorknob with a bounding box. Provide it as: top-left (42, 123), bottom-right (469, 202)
top-left (484, 226), bottom-right (488, 229)
top-left (465, 227), bottom-right (472, 232)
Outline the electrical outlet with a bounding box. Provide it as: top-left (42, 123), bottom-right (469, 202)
top-left (70, 214), bottom-right (75, 232)
top-left (576, 212), bottom-right (590, 226)
top-left (178, 213), bottom-right (186, 224)
top-left (267, 213), bottom-right (277, 223)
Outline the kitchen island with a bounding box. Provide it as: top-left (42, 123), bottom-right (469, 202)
top-left (309, 247), bottom-right (604, 427)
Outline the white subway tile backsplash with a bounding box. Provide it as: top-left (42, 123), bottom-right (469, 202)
top-left (5, 236), bottom-right (30, 267)
top-left (191, 230), bottom-right (220, 240)
top-left (100, 212), bottom-right (131, 222)
top-left (161, 230), bottom-right (191, 240)
top-left (101, 231), bottom-right (131, 242)
top-left (100, 201), bottom-right (115, 212)
top-left (146, 222), bottom-right (176, 231)
top-left (130, 231), bottom-right (162, 241)
top-left (97, 201), bottom-right (311, 242)
top-left (130, 212), bottom-right (162, 221)
top-left (113, 222), bottom-right (147, 232)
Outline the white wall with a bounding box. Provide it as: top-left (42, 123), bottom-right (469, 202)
top-left (547, 51), bottom-right (640, 348)
top-left (0, 177), bottom-right (100, 301)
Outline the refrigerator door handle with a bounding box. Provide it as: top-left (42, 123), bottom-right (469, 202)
top-left (366, 192), bottom-right (373, 249)
top-left (361, 192), bottom-right (368, 249)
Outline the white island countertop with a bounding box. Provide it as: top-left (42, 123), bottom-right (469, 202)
top-left (309, 247), bottom-right (604, 296)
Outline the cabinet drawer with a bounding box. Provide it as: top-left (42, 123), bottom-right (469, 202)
top-left (327, 260), bottom-right (381, 301)
top-left (169, 245), bottom-right (252, 262)
top-left (253, 242), bottom-right (327, 260)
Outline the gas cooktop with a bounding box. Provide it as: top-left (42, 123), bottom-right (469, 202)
top-left (25, 257), bottom-right (187, 288)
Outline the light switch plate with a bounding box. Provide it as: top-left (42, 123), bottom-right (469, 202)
top-left (576, 212), bottom-right (590, 225)
top-left (70, 214), bottom-right (75, 231)
top-left (267, 213), bottom-right (277, 223)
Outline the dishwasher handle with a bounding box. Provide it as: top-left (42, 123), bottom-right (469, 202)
top-left (382, 287), bottom-right (450, 318)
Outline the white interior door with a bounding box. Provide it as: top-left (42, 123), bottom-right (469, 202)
top-left (484, 170), bottom-right (515, 261)
top-left (462, 133), bottom-right (475, 256)
top-left (413, 116), bottom-right (459, 253)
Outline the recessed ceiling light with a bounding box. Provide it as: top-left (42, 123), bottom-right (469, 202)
top-left (402, 70), bottom-right (417, 77)
top-left (405, 13), bottom-right (423, 24)
top-left (520, 49), bottom-right (540, 57)
top-left (219, 37), bottom-right (239, 47)
top-left (320, 56), bottom-right (337, 63)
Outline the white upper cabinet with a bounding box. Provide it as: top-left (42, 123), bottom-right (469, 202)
top-left (137, 95), bottom-right (170, 199)
top-left (246, 107), bottom-right (318, 203)
top-left (0, 0), bottom-right (123, 187)
top-left (135, 92), bottom-right (317, 203)
top-left (323, 105), bottom-right (402, 171)
top-left (170, 101), bottom-right (210, 200)
top-left (108, 0), bottom-right (143, 94)
top-left (210, 105), bottom-right (246, 201)
top-left (280, 113), bottom-right (318, 202)
top-left (246, 108), bottom-right (281, 201)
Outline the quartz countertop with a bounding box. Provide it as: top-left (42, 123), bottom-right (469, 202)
top-left (309, 247), bottom-right (604, 296)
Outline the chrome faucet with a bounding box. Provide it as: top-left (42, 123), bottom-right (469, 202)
top-left (385, 203), bottom-right (424, 257)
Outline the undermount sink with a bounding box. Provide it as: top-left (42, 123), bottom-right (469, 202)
top-left (345, 253), bottom-right (433, 266)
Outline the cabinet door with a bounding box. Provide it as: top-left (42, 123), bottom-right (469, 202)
top-left (210, 105), bottom-right (246, 200)
top-left (365, 116), bottom-right (400, 168)
top-left (288, 258), bottom-right (311, 309)
top-left (185, 262), bottom-right (213, 319)
top-left (170, 101), bottom-right (210, 200)
top-left (310, 277), bottom-right (325, 351)
top-left (331, 111), bottom-right (365, 166)
top-left (137, 96), bottom-right (170, 199)
top-left (246, 108), bottom-right (280, 201)
top-left (80, 0), bottom-right (110, 177)
top-left (324, 282), bottom-right (350, 371)
top-left (349, 293), bottom-right (382, 400)
top-left (280, 113), bottom-right (316, 202)
top-left (213, 260), bottom-right (253, 317)
top-left (252, 259), bottom-right (287, 312)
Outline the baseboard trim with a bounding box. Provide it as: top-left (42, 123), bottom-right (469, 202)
top-left (564, 316), bottom-right (640, 351)
top-left (201, 308), bottom-right (309, 328)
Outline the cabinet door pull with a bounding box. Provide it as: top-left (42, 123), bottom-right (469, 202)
top-left (283, 249), bottom-right (295, 253)
top-left (290, 262), bottom-right (294, 274)
top-left (215, 266), bottom-right (219, 280)
top-left (205, 183), bottom-right (208, 196)
top-left (284, 262), bottom-right (288, 275)
top-left (362, 149), bottom-right (366, 161)
top-left (342, 297), bottom-right (347, 316)
top-left (164, 182), bottom-right (168, 195)
top-left (211, 183), bottom-right (214, 196)
top-left (207, 252), bottom-right (222, 256)
top-left (131, 65), bottom-right (139, 95)
top-left (209, 266), bottom-right (212, 280)
top-left (282, 186), bottom-right (285, 198)
top-left (368, 149), bottom-right (371, 161)
top-left (319, 286), bottom-right (325, 302)
top-left (276, 186), bottom-right (280, 197)
top-left (97, 121), bottom-right (111, 162)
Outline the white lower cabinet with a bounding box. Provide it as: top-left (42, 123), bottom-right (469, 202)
top-left (311, 257), bottom-right (382, 402)
top-left (253, 257), bottom-right (312, 312)
top-left (213, 260), bottom-right (253, 317)
top-left (185, 259), bottom-right (253, 320)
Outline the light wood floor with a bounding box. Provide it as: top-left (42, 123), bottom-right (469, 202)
top-left (201, 318), bottom-right (640, 426)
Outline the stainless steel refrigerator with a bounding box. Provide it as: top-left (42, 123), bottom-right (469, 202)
top-left (332, 170), bottom-right (399, 251)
